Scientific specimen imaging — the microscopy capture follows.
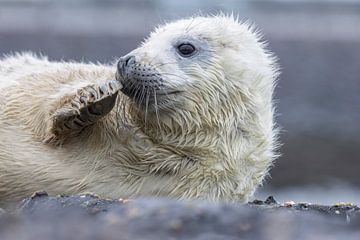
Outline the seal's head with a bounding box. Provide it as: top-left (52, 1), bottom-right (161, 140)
top-left (116, 15), bottom-right (279, 201)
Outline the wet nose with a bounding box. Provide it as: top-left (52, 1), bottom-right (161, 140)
top-left (117, 55), bottom-right (136, 74)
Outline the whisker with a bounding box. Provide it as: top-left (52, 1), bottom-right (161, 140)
top-left (157, 72), bottom-right (188, 82)
top-left (115, 95), bottom-right (125, 132)
top-left (127, 80), bottom-right (139, 99)
top-left (153, 89), bottom-right (164, 138)
top-left (138, 83), bottom-right (146, 108)
top-left (158, 85), bottom-right (178, 111)
top-left (152, 61), bottom-right (179, 68)
top-left (148, 53), bottom-right (159, 66)
top-left (184, 18), bottom-right (204, 34)
top-left (145, 89), bottom-right (150, 131)
top-left (185, 17), bottom-right (196, 33)
top-left (123, 78), bottom-right (136, 92)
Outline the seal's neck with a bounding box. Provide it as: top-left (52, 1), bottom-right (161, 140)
top-left (133, 110), bottom-right (238, 169)
top-left (123, 102), bottom-right (275, 201)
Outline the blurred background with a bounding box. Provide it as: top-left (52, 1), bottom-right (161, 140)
top-left (0, 0), bottom-right (359, 204)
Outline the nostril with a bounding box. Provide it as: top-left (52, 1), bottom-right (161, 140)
top-left (125, 55), bottom-right (135, 66)
top-left (120, 55), bottom-right (135, 67)
top-left (117, 55), bottom-right (136, 76)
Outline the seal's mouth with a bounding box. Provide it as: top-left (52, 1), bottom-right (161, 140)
top-left (118, 76), bottom-right (182, 108)
top-left (116, 71), bottom-right (183, 110)
top-left (156, 90), bottom-right (183, 96)
top-left (116, 56), bottom-right (183, 108)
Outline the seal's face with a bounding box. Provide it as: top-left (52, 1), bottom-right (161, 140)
top-left (116, 26), bottom-right (213, 112)
top-left (116, 16), bottom-right (276, 130)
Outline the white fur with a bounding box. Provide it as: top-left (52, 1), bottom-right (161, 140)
top-left (0, 15), bottom-right (279, 206)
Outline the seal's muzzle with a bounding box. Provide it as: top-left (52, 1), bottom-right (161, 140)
top-left (116, 55), bottom-right (165, 106)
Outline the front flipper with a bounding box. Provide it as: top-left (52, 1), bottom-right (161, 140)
top-left (50, 79), bottom-right (122, 138)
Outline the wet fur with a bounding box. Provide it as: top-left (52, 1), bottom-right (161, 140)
top-left (0, 15), bottom-right (279, 206)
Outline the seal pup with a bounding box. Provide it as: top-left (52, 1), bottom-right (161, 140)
top-left (0, 15), bottom-right (279, 205)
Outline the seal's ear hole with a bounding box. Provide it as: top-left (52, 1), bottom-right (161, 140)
top-left (177, 43), bottom-right (196, 57)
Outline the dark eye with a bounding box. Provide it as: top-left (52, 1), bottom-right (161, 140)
top-left (177, 43), bottom-right (196, 57)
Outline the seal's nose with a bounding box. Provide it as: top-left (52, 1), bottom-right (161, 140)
top-left (117, 55), bottom-right (136, 77)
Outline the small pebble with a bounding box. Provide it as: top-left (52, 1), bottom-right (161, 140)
top-left (284, 201), bottom-right (295, 207)
top-left (264, 196), bottom-right (278, 205)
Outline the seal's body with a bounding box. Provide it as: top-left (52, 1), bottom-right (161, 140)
top-left (0, 16), bottom-right (278, 205)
